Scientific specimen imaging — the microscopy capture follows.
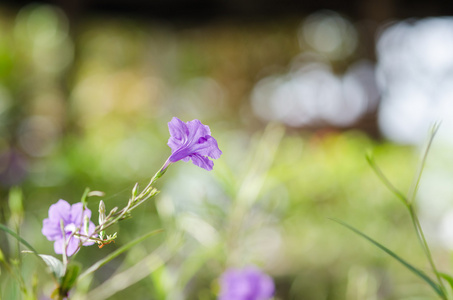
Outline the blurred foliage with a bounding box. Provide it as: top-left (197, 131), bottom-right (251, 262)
top-left (0, 3), bottom-right (447, 300)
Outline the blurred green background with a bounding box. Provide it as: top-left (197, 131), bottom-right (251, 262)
top-left (1, 1), bottom-right (453, 299)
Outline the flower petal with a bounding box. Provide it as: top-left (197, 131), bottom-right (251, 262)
top-left (186, 119), bottom-right (211, 141)
top-left (66, 236), bottom-right (80, 257)
top-left (166, 117), bottom-right (222, 170)
top-left (53, 239), bottom-right (64, 255)
top-left (190, 154), bottom-right (214, 171)
top-left (190, 136), bottom-right (222, 159)
top-left (81, 221), bottom-right (96, 246)
top-left (42, 218), bottom-right (62, 241)
top-left (48, 199), bottom-right (71, 225)
top-left (70, 202), bottom-right (91, 226)
top-left (218, 266), bottom-right (275, 300)
top-left (167, 117), bottom-right (188, 152)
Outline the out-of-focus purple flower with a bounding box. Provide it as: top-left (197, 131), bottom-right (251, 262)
top-left (42, 199), bottom-right (96, 256)
top-left (218, 266), bottom-right (275, 300)
top-left (167, 117), bottom-right (222, 171)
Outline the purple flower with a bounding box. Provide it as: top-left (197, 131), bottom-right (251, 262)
top-left (167, 117), bottom-right (222, 171)
top-left (42, 199), bottom-right (96, 256)
top-left (218, 266), bottom-right (275, 300)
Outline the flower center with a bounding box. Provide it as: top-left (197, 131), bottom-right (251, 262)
top-left (64, 223), bottom-right (77, 234)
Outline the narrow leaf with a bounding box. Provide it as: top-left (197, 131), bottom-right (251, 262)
top-left (365, 153), bottom-right (407, 205)
top-left (439, 272), bottom-right (453, 294)
top-left (78, 229), bottom-right (163, 281)
top-left (331, 218), bottom-right (445, 298)
top-left (407, 122), bottom-right (440, 205)
top-left (0, 223), bottom-right (38, 254)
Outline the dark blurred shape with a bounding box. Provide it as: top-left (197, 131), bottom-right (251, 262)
top-left (3, 0), bottom-right (453, 22)
top-left (0, 148), bottom-right (28, 187)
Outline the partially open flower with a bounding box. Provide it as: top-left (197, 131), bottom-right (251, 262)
top-left (167, 117), bottom-right (222, 171)
top-left (42, 199), bottom-right (96, 256)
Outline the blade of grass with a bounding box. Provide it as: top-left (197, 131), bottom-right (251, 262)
top-left (439, 272), bottom-right (453, 291)
top-left (0, 223), bottom-right (38, 254)
top-left (331, 218), bottom-right (446, 299)
top-left (403, 123), bottom-right (446, 295)
top-left (407, 122), bottom-right (440, 205)
top-left (365, 153), bottom-right (407, 205)
top-left (78, 229), bottom-right (163, 281)
top-left (408, 205), bottom-right (447, 296)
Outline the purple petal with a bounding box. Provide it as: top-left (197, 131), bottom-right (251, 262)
top-left (167, 117), bottom-right (222, 170)
top-left (185, 119), bottom-right (211, 141)
top-left (190, 136), bottom-right (222, 159)
top-left (42, 218), bottom-right (62, 241)
top-left (48, 199), bottom-right (71, 225)
top-left (190, 154), bottom-right (214, 171)
top-left (258, 273), bottom-right (274, 298)
top-left (53, 235), bottom-right (80, 256)
top-left (70, 202), bottom-right (91, 226)
top-left (218, 267), bottom-right (274, 300)
top-left (42, 199), bottom-right (71, 241)
top-left (53, 238), bottom-right (64, 255)
top-left (65, 236), bottom-right (81, 257)
top-left (81, 221), bottom-right (96, 246)
top-left (167, 117), bottom-right (189, 152)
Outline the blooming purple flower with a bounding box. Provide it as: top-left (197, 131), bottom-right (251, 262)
top-left (42, 199), bottom-right (96, 256)
top-left (167, 117), bottom-right (222, 171)
top-left (218, 266), bottom-right (275, 300)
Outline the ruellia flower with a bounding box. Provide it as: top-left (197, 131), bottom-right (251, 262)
top-left (167, 117), bottom-right (222, 171)
top-left (218, 266), bottom-right (275, 300)
top-left (42, 199), bottom-right (96, 256)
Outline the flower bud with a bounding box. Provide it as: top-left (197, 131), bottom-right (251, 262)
top-left (132, 183), bottom-right (139, 198)
top-left (99, 200), bottom-right (106, 226)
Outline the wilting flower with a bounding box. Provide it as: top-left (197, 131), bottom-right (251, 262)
top-left (167, 117), bottom-right (222, 171)
top-left (42, 199), bottom-right (96, 256)
top-left (218, 266), bottom-right (275, 300)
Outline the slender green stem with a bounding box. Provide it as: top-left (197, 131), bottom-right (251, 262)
top-left (2, 260), bottom-right (28, 296)
top-left (82, 160), bottom-right (169, 247)
top-left (404, 123), bottom-right (447, 298)
top-left (137, 159), bottom-right (169, 200)
top-left (408, 205), bottom-right (447, 298)
top-left (60, 220), bottom-right (68, 271)
top-left (407, 123), bottom-right (440, 205)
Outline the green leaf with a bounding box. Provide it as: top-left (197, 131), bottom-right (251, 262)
top-left (0, 223), bottom-right (38, 254)
top-left (365, 153), bottom-right (407, 205)
top-left (78, 229), bottom-right (163, 282)
top-left (0, 224), bottom-right (66, 282)
top-left (331, 218), bottom-right (445, 299)
top-left (406, 122), bottom-right (440, 205)
top-left (38, 254), bottom-right (65, 280)
top-left (22, 251), bottom-right (65, 281)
